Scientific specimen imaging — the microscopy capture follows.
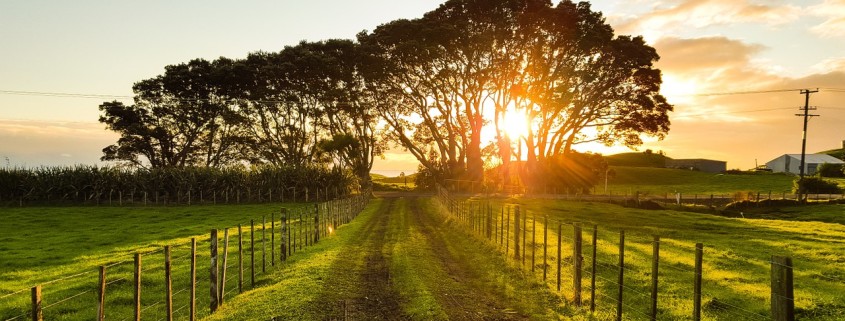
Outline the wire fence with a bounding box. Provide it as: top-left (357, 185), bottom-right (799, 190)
top-left (435, 185), bottom-right (844, 321)
top-left (0, 191), bottom-right (371, 321)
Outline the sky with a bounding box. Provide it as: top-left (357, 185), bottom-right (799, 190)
top-left (1, 0), bottom-right (844, 174)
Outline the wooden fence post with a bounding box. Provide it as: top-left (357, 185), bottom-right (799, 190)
top-left (500, 207), bottom-right (504, 247)
top-left (262, 216), bottom-right (266, 273)
top-left (532, 217), bottom-right (536, 272)
top-left (210, 229), bottom-right (219, 313)
top-left (97, 265), bottom-right (106, 321)
top-left (505, 207), bottom-right (510, 255)
top-left (271, 213), bottom-right (275, 266)
top-left (238, 225), bottom-right (243, 294)
top-left (573, 223), bottom-right (583, 307)
top-left (543, 216), bottom-right (548, 281)
top-left (694, 243), bottom-right (704, 321)
top-left (314, 204), bottom-right (320, 244)
top-left (165, 245), bottom-right (173, 321)
top-left (557, 223), bottom-right (562, 292)
top-left (219, 229), bottom-right (230, 305)
top-left (771, 256), bottom-right (795, 321)
top-left (514, 206), bottom-right (520, 261)
top-left (190, 238), bottom-right (196, 321)
top-left (591, 225), bottom-right (597, 312)
top-left (282, 209), bottom-right (288, 261)
top-left (650, 235), bottom-right (660, 321)
top-left (134, 253), bottom-right (141, 321)
top-left (31, 285), bottom-right (42, 321)
top-left (616, 230), bottom-right (624, 321)
top-left (487, 204), bottom-right (493, 240)
top-left (522, 211), bottom-right (527, 267)
top-left (250, 220), bottom-right (255, 288)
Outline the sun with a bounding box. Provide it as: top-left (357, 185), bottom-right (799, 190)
top-left (501, 109), bottom-right (529, 139)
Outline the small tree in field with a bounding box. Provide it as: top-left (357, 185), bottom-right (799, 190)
top-left (817, 163), bottom-right (844, 178)
top-left (794, 177), bottom-right (842, 194)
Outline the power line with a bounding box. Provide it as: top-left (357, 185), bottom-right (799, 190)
top-left (689, 88), bottom-right (808, 97)
top-left (674, 107), bottom-right (794, 118)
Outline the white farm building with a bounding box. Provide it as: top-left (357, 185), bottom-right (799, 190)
top-left (765, 154), bottom-right (844, 175)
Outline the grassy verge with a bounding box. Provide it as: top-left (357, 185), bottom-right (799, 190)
top-left (204, 198), bottom-right (384, 320)
top-left (0, 202), bottom-right (310, 320)
top-left (461, 196), bottom-right (845, 320)
top-left (732, 203), bottom-right (845, 225)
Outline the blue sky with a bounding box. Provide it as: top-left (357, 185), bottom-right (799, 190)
top-left (1, 0), bottom-right (844, 172)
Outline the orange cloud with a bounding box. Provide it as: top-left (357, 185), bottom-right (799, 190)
top-left (809, 0), bottom-right (845, 38)
top-left (614, 0), bottom-right (800, 41)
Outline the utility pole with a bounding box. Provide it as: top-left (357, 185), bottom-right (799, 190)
top-left (796, 89), bottom-right (819, 202)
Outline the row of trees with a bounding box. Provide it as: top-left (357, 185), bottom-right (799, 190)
top-left (100, 0), bottom-right (672, 191)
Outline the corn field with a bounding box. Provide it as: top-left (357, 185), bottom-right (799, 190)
top-left (0, 165), bottom-right (355, 206)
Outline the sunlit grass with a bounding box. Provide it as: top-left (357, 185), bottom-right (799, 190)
top-left (457, 196), bottom-right (845, 320)
top-left (0, 202), bottom-right (311, 320)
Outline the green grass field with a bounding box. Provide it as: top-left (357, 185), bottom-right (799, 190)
top-left (607, 166), bottom-right (796, 195)
top-left (0, 202), bottom-right (313, 320)
top-left (2, 192), bottom-right (844, 320)
top-left (464, 196), bottom-right (845, 320)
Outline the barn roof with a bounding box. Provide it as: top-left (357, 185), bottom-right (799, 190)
top-left (782, 154), bottom-right (844, 164)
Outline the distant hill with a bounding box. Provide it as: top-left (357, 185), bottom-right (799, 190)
top-left (605, 152), bottom-right (670, 168)
top-left (819, 148), bottom-right (845, 160)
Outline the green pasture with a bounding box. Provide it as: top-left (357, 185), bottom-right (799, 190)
top-left (0, 202), bottom-right (310, 320)
top-left (466, 196), bottom-right (845, 320)
top-left (607, 166), bottom-right (796, 195)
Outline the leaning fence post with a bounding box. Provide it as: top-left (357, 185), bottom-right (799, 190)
top-left (134, 253), bottom-right (141, 321)
top-left (31, 285), bottom-right (42, 321)
top-left (771, 256), bottom-right (795, 321)
top-left (210, 229), bottom-right (219, 313)
top-left (573, 223), bottom-right (583, 307)
top-left (97, 265), bottom-right (106, 321)
top-left (165, 245), bottom-right (173, 321)
top-left (650, 235), bottom-right (660, 321)
top-left (694, 243), bottom-right (704, 321)
top-left (219, 229), bottom-right (230, 305)
top-left (616, 230), bottom-right (624, 321)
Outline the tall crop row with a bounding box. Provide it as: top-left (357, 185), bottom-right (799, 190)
top-left (0, 165), bottom-right (354, 206)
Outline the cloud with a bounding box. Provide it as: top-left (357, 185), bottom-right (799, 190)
top-left (0, 119), bottom-right (116, 167)
top-left (809, 0), bottom-right (845, 38)
top-left (811, 57), bottom-right (845, 73)
top-left (654, 36), bottom-right (785, 110)
top-left (614, 0), bottom-right (800, 41)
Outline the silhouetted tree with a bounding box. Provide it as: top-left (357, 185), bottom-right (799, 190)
top-left (99, 59), bottom-right (249, 168)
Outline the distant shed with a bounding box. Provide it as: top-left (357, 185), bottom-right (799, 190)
top-left (765, 154), bottom-right (844, 175)
top-left (665, 159), bottom-right (727, 173)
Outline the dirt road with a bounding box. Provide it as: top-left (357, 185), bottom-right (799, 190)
top-left (301, 196), bottom-right (557, 320)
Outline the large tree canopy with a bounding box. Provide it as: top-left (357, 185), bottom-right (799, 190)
top-left (359, 0), bottom-right (671, 186)
top-left (99, 58), bottom-right (249, 168)
top-left (100, 0), bottom-right (671, 192)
